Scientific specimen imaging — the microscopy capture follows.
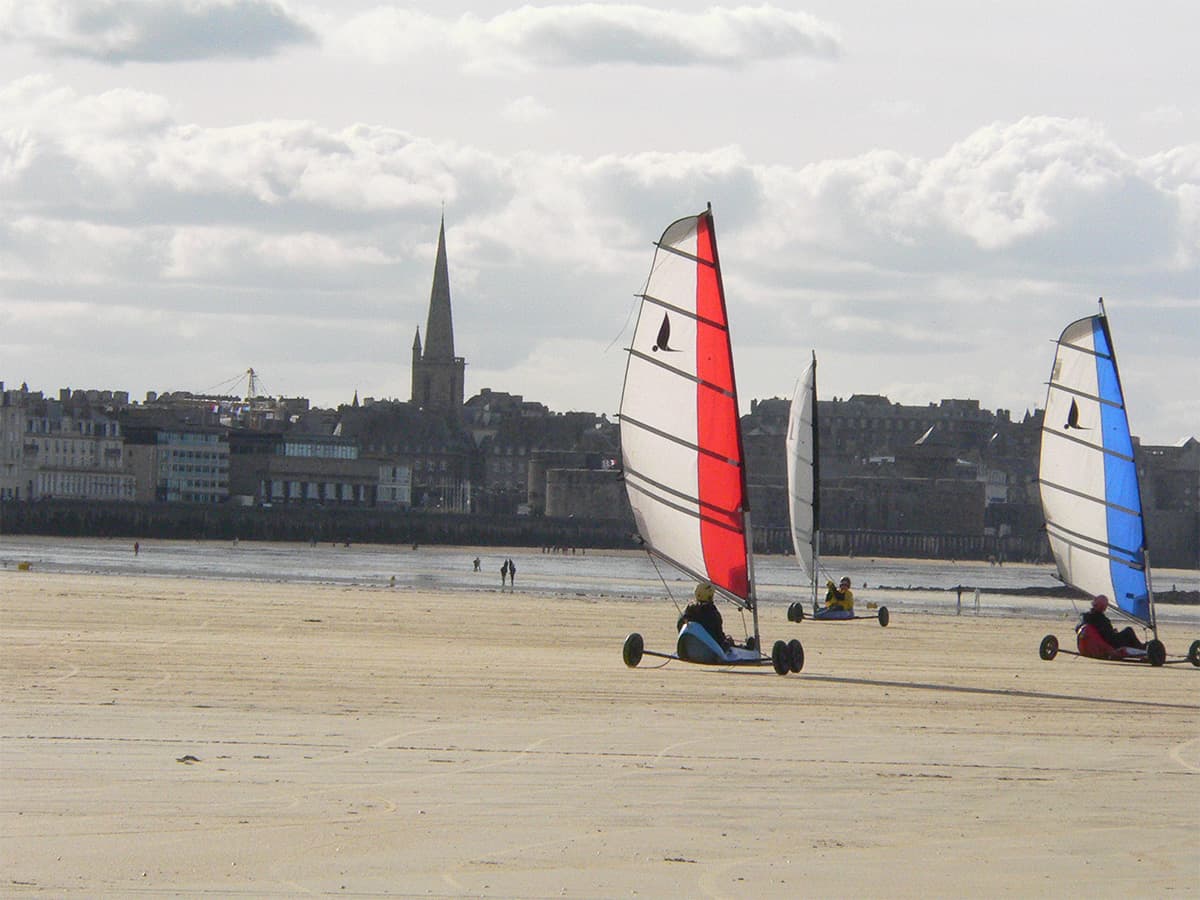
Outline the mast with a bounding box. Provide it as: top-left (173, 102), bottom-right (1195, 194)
top-left (810, 352), bottom-right (821, 615)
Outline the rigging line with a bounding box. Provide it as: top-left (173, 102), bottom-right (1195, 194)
top-left (203, 372), bottom-right (247, 395)
top-left (604, 293), bottom-right (642, 355)
top-left (646, 551), bottom-right (683, 615)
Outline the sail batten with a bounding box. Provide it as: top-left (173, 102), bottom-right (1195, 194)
top-left (1038, 307), bottom-right (1153, 630)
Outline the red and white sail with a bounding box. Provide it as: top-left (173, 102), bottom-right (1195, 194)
top-left (618, 209), bottom-right (752, 604)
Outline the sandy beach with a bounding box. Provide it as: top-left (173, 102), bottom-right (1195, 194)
top-left (2, 569), bottom-right (1197, 898)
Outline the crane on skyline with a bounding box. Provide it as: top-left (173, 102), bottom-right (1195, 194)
top-left (205, 368), bottom-right (270, 400)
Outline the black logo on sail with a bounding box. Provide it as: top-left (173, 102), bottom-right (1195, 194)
top-left (652, 313), bottom-right (677, 352)
top-left (1064, 399), bottom-right (1088, 430)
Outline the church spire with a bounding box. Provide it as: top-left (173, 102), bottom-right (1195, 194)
top-left (410, 214), bottom-right (466, 418)
top-left (423, 214), bottom-right (455, 360)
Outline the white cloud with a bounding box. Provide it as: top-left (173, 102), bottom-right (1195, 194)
top-left (0, 0), bottom-right (315, 63)
top-left (329, 4), bottom-right (841, 72)
top-left (501, 95), bottom-right (551, 123)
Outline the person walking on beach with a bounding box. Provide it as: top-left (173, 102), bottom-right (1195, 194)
top-left (473, 556), bottom-right (481, 572)
top-left (500, 559), bottom-right (510, 587)
top-left (507, 558), bottom-right (516, 586)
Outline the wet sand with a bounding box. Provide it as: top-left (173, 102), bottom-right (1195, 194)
top-left (2, 571), bottom-right (1197, 897)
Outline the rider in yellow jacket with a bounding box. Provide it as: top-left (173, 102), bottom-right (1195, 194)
top-left (823, 577), bottom-right (855, 613)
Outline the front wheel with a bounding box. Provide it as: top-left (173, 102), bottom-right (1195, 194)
top-left (1147, 639), bottom-right (1166, 667)
top-left (787, 638), bottom-right (804, 673)
top-left (622, 632), bottom-right (644, 668)
top-left (787, 602), bottom-right (805, 623)
top-left (772, 640), bottom-right (790, 676)
top-left (1188, 639), bottom-right (1200, 667)
top-left (1039, 634), bottom-right (1059, 661)
top-left (877, 606), bottom-right (890, 627)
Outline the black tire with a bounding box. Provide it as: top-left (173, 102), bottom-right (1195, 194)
top-left (787, 638), bottom-right (804, 673)
top-left (787, 602), bottom-right (803, 623)
top-left (772, 640), bottom-right (790, 676)
top-left (1147, 639), bottom-right (1166, 667)
top-left (1039, 634), bottom-right (1059, 661)
top-left (1188, 639), bottom-right (1200, 667)
top-left (877, 606), bottom-right (890, 627)
top-left (622, 633), bottom-right (644, 668)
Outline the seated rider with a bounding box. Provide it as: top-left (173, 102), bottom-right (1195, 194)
top-left (815, 577), bottom-right (855, 618)
top-left (680, 582), bottom-right (734, 650)
top-left (1077, 594), bottom-right (1146, 652)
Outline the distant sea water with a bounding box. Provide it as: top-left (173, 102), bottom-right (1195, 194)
top-left (2, 535), bottom-right (1197, 626)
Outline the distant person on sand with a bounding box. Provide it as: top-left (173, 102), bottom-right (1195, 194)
top-left (501, 559), bottom-right (509, 587)
top-left (507, 558), bottom-right (516, 586)
top-left (133, 541), bottom-right (139, 556)
top-left (1078, 594), bottom-right (1145, 652)
top-left (679, 583), bottom-right (733, 650)
top-left (473, 556), bottom-right (481, 572)
top-left (815, 576), bottom-right (855, 620)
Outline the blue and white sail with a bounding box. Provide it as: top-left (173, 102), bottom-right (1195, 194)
top-left (1038, 303), bottom-right (1154, 629)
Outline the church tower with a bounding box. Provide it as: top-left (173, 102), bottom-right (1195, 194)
top-left (410, 216), bottom-right (466, 418)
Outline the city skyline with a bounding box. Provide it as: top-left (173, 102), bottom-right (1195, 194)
top-left (2, 2), bottom-right (1197, 445)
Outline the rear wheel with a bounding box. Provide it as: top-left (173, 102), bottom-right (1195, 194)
top-left (877, 606), bottom-right (890, 627)
top-left (787, 638), bottom-right (804, 672)
top-left (622, 633), bottom-right (644, 668)
top-left (1188, 640), bottom-right (1200, 667)
top-left (1039, 634), bottom-right (1059, 661)
top-left (1147, 639), bottom-right (1166, 667)
top-left (787, 602), bottom-right (804, 623)
top-left (771, 640), bottom-right (790, 676)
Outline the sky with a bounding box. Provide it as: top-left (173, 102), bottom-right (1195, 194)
top-left (1, 0), bottom-right (1197, 445)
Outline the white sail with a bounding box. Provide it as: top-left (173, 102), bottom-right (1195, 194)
top-left (618, 208), bottom-right (752, 607)
top-left (786, 356), bottom-right (817, 587)
top-left (1038, 306), bottom-right (1153, 628)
